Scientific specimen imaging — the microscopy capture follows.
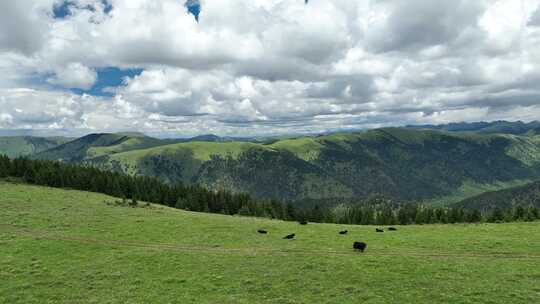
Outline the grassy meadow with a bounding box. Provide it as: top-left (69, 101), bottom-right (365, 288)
top-left (1, 182), bottom-right (540, 303)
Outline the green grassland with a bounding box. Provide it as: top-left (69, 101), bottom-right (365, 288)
top-left (1, 183), bottom-right (540, 303)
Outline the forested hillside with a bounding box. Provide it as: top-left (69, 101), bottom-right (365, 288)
top-left (69, 128), bottom-right (540, 204)
top-left (454, 181), bottom-right (540, 211)
top-left (10, 125), bottom-right (538, 205)
top-left (3, 156), bottom-right (538, 224)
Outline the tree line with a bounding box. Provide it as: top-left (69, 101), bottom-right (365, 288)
top-left (0, 156), bottom-right (292, 219)
top-left (1, 155), bottom-right (538, 225)
top-left (314, 198), bottom-right (539, 225)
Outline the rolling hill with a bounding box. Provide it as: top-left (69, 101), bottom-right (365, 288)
top-left (1, 182), bottom-right (539, 303)
top-left (454, 180), bottom-right (540, 211)
top-left (31, 132), bottom-right (260, 163)
top-left (0, 136), bottom-right (71, 158)
top-left (72, 128), bottom-right (540, 204)
top-left (34, 133), bottom-right (170, 162)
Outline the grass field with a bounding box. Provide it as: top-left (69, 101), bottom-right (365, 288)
top-left (1, 183), bottom-right (540, 303)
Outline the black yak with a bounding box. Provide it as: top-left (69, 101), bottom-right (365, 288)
top-left (283, 233), bottom-right (295, 239)
top-left (388, 227), bottom-right (397, 231)
top-left (257, 230), bottom-right (268, 234)
top-left (299, 221), bottom-right (308, 225)
top-left (376, 228), bottom-right (384, 233)
top-left (353, 241), bottom-right (367, 252)
top-left (339, 230), bottom-right (348, 235)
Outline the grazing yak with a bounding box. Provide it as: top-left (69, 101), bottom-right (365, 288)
top-left (257, 230), bottom-right (268, 234)
top-left (339, 230), bottom-right (348, 235)
top-left (353, 241), bottom-right (367, 252)
top-left (299, 221), bottom-right (308, 225)
top-left (388, 227), bottom-right (397, 231)
top-left (283, 233), bottom-right (296, 239)
top-left (376, 228), bottom-right (384, 233)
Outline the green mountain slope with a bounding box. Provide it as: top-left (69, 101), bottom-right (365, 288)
top-left (0, 136), bottom-right (71, 158)
top-left (2, 182), bottom-right (540, 303)
top-left (84, 128), bottom-right (540, 203)
top-left (34, 133), bottom-right (168, 162)
top-left (94, 141), bottom-right (274, 183)
top-left (454, 180), bottom-right (540, 211)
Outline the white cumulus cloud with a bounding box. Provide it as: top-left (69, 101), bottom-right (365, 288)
top-left (0, 0), bottom-right (539, 136)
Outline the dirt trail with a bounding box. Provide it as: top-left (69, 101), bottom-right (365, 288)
top-left (2, 224), bottom-right (539, 260)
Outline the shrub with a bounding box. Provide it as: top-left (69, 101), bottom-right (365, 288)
top-left (129, 198), bottom-right (138, 208)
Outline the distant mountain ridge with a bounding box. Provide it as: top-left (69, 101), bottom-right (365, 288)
top-left (34, 133), bottom-right (168, 162)
top-left (0, 136), bottom-right (72, 158)
top-left (32, 133), bottom-right (257, 162)
top-left (407, 120), bottom-right (540, 135)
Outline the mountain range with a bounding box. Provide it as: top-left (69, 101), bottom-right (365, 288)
top-left (2, 121), bottom-right (540, 208)
top-left (407, 120), bottom-right (540, 135)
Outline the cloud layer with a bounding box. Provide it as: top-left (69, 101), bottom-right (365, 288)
top-left (1, 0), bottom-right (540, 137)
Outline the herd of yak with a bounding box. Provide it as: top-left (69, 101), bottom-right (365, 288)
top-left (257, 221), bottom-right (399, 253)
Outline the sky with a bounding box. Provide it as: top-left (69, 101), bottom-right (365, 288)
top-left (1, 0), bottom-right (540, 137)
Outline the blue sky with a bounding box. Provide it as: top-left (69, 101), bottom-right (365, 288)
top-left (53, 0), bottom-right (113, 19)
top-left (185, 0), bottom-right (201, 22)
top-left (70, 68), bottom-right (143, 97)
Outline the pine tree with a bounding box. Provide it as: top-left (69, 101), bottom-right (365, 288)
top-left (467, 209), bottom-right (482, 223)
top-left (397, 207), bottom-right (409, 225)
top-left (364, 207), bottom-right (376, 225)
top-left (285, 202), bottom-right (296, 221)
top-left (513, 206), bottom-right (526, 221)
top-left (176, 197), bottom-right (188, 209)
top-left (489, 208), bottom-right (504, 223)
top-left (129, 198), bottom-right (138, 208)
top-left (529, 207), bottom-right (540, 220)
top-left (310, 205), bottom-right (324, 223)
top-left (237, 205), bottom-right (251, 216)
top-left (415, 207), bottom-right (425, 225)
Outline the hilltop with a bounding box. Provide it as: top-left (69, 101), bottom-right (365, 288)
top-left (31, 133), bottom-right (256, 162)
top-left (1, 183), bottom-right (539, 303)
top-left (34, 133), bottom-right (168, 162)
